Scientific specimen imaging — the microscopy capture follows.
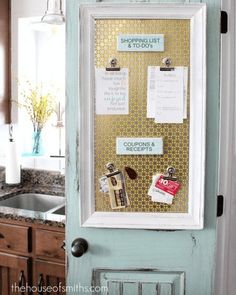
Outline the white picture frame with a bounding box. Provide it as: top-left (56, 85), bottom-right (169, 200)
top-left (78, 3), bottom-right (206, 230)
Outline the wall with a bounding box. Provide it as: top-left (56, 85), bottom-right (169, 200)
top-left (0, 0), bottom-right (11, 124)
top-left (11, 0), bottom-right (49, 122)
top-left (0, 0), bottom-right (65, 172)
top-left (0, 122), bottom-right (64, 171)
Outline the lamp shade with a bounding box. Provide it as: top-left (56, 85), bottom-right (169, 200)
top-left (41, 0), bottom-right (65, 25)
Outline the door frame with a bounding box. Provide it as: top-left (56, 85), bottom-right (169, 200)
top-left (215, 0), bottom-right (236, 294)
top-left (65, 1), bottom-right (221, 294)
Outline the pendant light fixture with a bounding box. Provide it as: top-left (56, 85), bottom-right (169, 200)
top-left (41, 0), bottom-right (65, 25)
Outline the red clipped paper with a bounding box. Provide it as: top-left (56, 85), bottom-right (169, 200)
top-left (155, 175), bottom-right (180, 196)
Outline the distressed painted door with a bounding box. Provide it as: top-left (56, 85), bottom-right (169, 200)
top-left (66, 0), bottom-right (220, 294)
top-left (215, 0), bottom-right (236, 294)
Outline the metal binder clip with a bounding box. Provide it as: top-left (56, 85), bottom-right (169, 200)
top-left (160, 57), bottom-right (175, 71)
top-left (163, 166), bottom-right (177, 181)
top-left (106, 58), bottom-right (120, 71)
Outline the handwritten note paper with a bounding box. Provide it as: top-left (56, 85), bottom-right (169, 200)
top-left (95, 69), bottom-right (129, 115)
top-left (147, 66), bottom-right (188, 123)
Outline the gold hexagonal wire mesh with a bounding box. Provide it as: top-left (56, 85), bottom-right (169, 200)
top-left (94, 19), bottom-right (190, 213)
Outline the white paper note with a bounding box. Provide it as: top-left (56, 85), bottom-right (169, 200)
top-left (155, 67), bottom-right (184, 123)
top-left (183, 67), bottom-right (188, 119)
top-left (147, 66), bottom-right (159, 118)
top-left (147, 66), bottom-right (188, 122)
top-left (95, 68), bottom-right (129, 115)
top-left (151, 189), bottom-right (173, 204)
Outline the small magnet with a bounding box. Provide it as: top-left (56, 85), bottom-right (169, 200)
top-left (124, 166), bottom-right (138, 180)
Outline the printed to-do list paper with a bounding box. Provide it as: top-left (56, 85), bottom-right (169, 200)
top-left (147, 66), bottom-right (188, 123)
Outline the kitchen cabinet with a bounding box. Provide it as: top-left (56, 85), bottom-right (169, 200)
top-left (0, 0), bottom-right (11, 124)
top-left (0, 219), bottom-right (65, 294)
top-left (34, 260), bottom-right (66, 294)
top-left (34, 228), bottom-right (66, 294)
top-left (0, 252), bottom-right (30, 295)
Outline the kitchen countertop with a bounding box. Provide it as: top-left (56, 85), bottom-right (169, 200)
top-left (0, 167), bottom-right (65, 227)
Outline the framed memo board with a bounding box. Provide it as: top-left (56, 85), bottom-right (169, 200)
top-left (79, 3), bottom-right (206, 229)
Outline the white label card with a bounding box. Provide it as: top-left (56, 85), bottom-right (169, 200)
top-left (95, 68), bottom-right (129, 115)
top-left (116, 137), bottom-right (163, 155)
top-left (117, 34), bottom-right (164, 52)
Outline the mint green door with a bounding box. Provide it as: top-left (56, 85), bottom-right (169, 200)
top-left (66, 1), bottom-right (220, 294)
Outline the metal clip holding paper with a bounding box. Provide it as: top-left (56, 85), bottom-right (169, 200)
top-left (106, 58), bottom-right (120, 71)
top-left (163, 166), bottom-right (177, 181)
top-left (160, 57), bottom-right (175, 71)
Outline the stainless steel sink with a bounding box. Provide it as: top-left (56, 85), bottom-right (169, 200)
top-left (51, 206), bottom-right (65, 215)
top-left (0, 193), bottom-right (65, 213)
